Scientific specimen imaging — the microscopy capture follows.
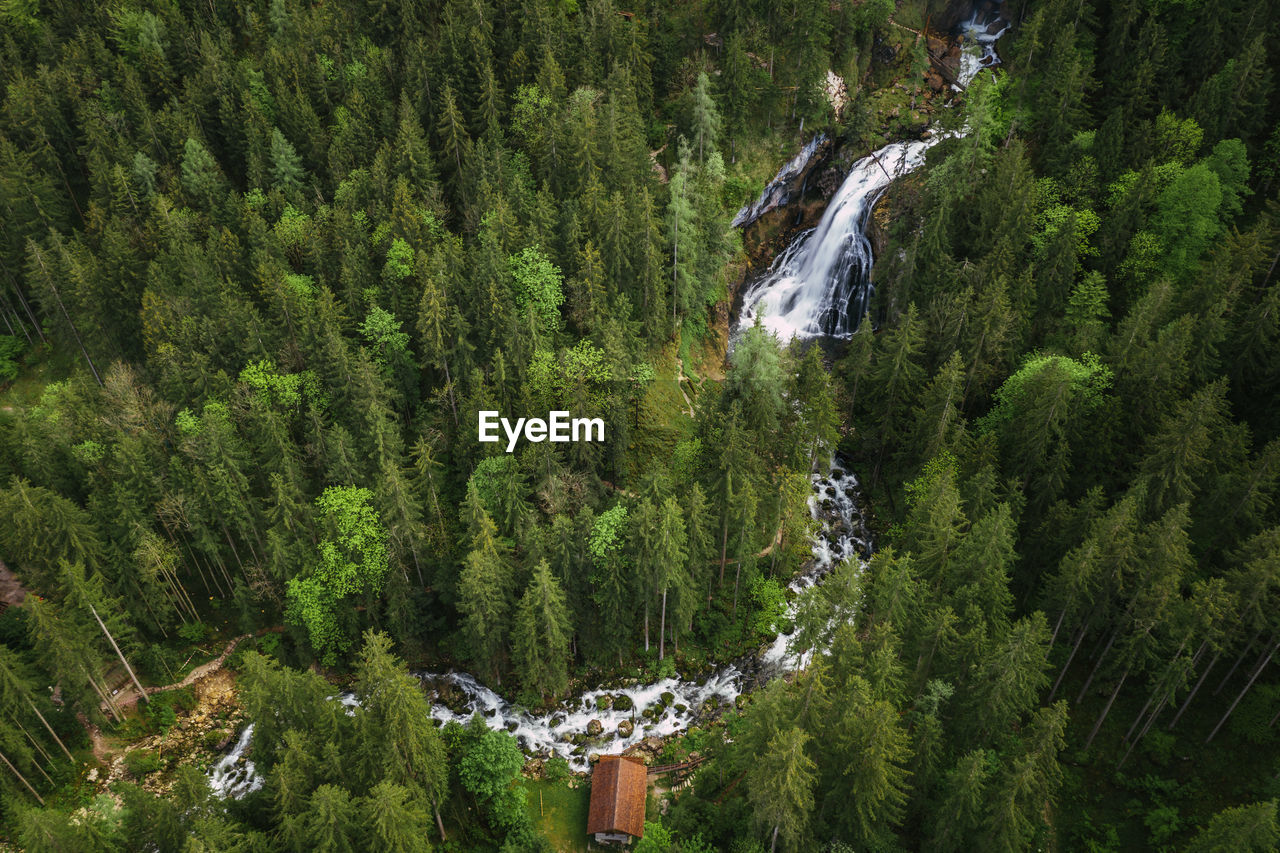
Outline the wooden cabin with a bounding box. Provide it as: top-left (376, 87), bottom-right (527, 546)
top-left (587, 756), bottom-right (647, 846)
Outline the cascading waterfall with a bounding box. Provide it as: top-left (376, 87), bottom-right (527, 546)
top-left (734, 137), bottom-right (944, 342)
top-left (209, 465), bottom-right (870, 793)
top-left (733, 3), bottom-right (1009, 345)
top-left (956, 1), bottom-right (1011, 87)
top-left (207, 17), bottom-right (1014, 797)
top-left (208, 724), bottom-right (262, 799)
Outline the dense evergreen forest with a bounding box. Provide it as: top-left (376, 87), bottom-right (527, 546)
top-left (1, 0), bottom-right (1279, 849)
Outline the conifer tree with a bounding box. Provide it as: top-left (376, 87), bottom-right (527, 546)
top-left (511, 560), bottom-right (572, 701)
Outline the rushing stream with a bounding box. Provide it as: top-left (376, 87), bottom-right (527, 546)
top-left (208, 15), bottom-right (1010, 794)
top-left (210, 466), bottom-right (870, 792)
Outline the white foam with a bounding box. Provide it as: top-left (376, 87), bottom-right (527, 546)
top-left (735, 138), bottom-right (944, 341)
top-left (207, 724), bottom-right (263, 799)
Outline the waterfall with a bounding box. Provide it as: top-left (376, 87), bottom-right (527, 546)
top-left (734, 137), bottom-right (944, 342)
top-left (957, 1), bottom-right (1011, 87)
top-left (208, 724), bottom-right (262, 798)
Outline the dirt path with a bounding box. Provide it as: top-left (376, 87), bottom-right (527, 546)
top-left (0, 559), bottom-right (28, 609)
top-left (105, 628), bottom-right (280, 713)
top-left (674, 357), bottom-right (700, 417)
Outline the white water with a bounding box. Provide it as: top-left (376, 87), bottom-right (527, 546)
top-left (414, 466), bottom-right (870, 771)
top-left (208, 724), bottom-right (262, 798)
top-left (735, 137), bottom-right (944, 342)
top-left (957, 3), bottom-right (1010, 87)
top-left (209, 465), bottom-right (870, 793)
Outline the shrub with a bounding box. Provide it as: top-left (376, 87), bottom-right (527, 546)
top-left (0, 335), bottom-right (24, 384)
top-left (544, 756), bottom-right (571, 782)
top-left (177, 621), bottom-right (209, 643)
top-left (125, 750), bottom-right (163, 778)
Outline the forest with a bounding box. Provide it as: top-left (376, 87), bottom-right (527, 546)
top-left (1, 0), bottom-right (1279, 850)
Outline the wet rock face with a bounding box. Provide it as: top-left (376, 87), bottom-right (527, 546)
top-left (738, 135), bottom-right (837, 271)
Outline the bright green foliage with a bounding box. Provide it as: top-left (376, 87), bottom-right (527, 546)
top-left (526, 340), bottom-right (613, 413)
top-left (286, 486), bottom-right (389, 664)
top-left (1185, 800), bottom-right (1280, 853)
top-left (240, 360), bottom-right (318, 408)
top-left (360, 307), bottom-right (411, 365)
top-left (746, 726), bottom-right (816, 851)
top-left (508, 246), bottom-right (564, 333)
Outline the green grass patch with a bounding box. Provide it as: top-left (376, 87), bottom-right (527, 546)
top-left (522, 776), bottom-right (592, 853)
top-left (0, 342), bottom-right (79, 411)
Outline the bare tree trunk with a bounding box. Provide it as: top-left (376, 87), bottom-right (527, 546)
top-left (1169, 650), bottom-right (1218, 730)
top-left (644, 600), bottom-right (650, 652)
top-left (432, 796), bottom-right (447, 841)
top-left (718, 517), bottom-right (729, 591)
top-left (28, 698), bottom-right (74, 763)
top-left (1084, 667), bottom-right (1129, 749)
top-left (1048, 619), bottom-right (1089, 703)
top-left (1215, 630), bottom-right (1260, 695)
top-left (659, 589), bottom-right (667, 660)
top-left (84, 667), bottom-right (123, 723)
top-left (442, 360), bottom-right (459, 426)
top-left (90, 604), bottom-right (147, 703)
top-left (0, 748), bottom-right (43, 804)
top-left (12, 716), bottom-right (53, 767)
top-left (27, 245), bottom-right (101, 386)
top-left (1207, 639), bottom-right (1278, 743)
top-left (1075, 626), bottom-right (1118, 704)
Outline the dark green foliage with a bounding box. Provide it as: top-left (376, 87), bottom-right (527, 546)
top-left (1, 0), bottom-right (1279, 848)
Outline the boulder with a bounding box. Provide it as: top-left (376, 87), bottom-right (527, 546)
top-left (587, 719), bottom-right (604, 737)
top-left (618, 719), bottom-right (635, 738)
top-left (660, 692), bottom-right (676, 707)
top-left (613, 694), bottom-right (634, 712)
top-left (595, 694), bottom-right (613, 711)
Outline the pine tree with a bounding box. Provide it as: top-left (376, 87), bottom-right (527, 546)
top-left (361, 781), bottom-right (433, 853)
top-left (926, 750), bottom-right (992, 853)
top-left (270, 128), bottom-right (306, 198)
top-left (688, 72), bottom-right (722, 165)
top-left (301, 784), bottom-right (360, 853)
top-left (1185, 799), bottom-right (1280, 853)
top-left (511, 560), bottom-right (572, 701)
top-left (746, 726), bottom-right (816, 853)
top-left (457, 487), bottom-right (514, 682)
top-left (352, 632), bottom-right (449, 841)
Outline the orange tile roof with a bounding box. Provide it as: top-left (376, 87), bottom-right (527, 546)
top-left (587, 756), bottom-right (647, 838)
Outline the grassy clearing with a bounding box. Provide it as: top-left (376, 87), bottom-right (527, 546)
top-left (0, 342), bottom-right (79, 412)
top-left (523, 777), bottom-right (592, 853)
